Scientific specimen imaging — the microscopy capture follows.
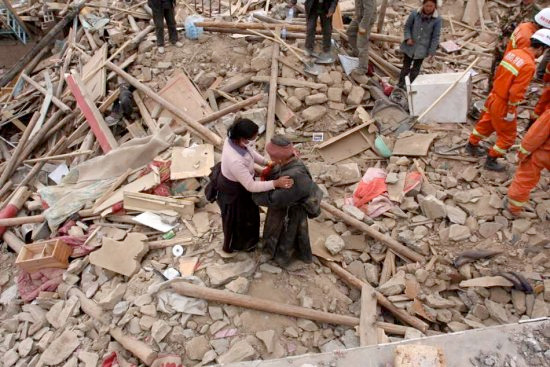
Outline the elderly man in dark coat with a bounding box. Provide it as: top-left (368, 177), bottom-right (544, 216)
top-left (252, 136), bottom-right (322, 267)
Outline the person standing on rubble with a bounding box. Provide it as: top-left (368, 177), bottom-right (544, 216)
top-left (217, 119), bottom-right (294, 253)
top-left (252, 135), bottom-right (322, 267)
top-left (507, 108), bottom-right (550, 215)
top-left (148, 0), bottom-right (183, 54)
top-left (397, 0), bottom-right (442, 90)
top-left (346, 0), bottom-right (376, 82)
top-left (290, 0), bottom-right (338, 60)
top-left (466, 29), bottom-right (550, 172)
top-left (489, 0), bottom-right (540, 91)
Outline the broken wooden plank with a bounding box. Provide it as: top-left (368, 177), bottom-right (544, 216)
top-left (171, 281), bottom-right (359, 327)
top-left (459, 276), bottom-right (514, 288)
top-left (143, 71), bottom-right (213, 126)
top-left (20, 73), bottom-right (71, 112)
top-left (133, 90), bottom-right (158, 133)
top-left (89, 233), bottom-right (148, 277)
top-left (275, 96), bottom-right (297, 128)
top-left (65, 72), bottom-right (118, 153)
top-left (359, 283), bottom-right (378, 346)
top-left (106, 61), bottom-right (223, 146)
top-left (82, 43), bottom-right (107, 101)
top-left (316, 122), bottom-right (375, 164)
top-left (266, 37), bottom-right (280, 145)
top-left (392, 133), bottom-right (437, 157)
top-left (123, 192), bottom-right (194, 218)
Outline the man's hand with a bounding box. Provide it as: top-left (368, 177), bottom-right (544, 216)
top-left (406, 38), bottom-right (414, 46)
top-left (359, 27), bottom-right (367, 35)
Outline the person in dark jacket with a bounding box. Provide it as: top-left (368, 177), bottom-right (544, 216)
top-left (148, 0), bottom-right (183, 54)
top-left (291, 0), bottom-right (338, 60)
top-left (252, 136), bottom-right (322, 267)
top-left (397, 0), bottom-right (442, 89)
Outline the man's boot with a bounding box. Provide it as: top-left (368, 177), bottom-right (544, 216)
top-left (484, 155), bottom-right (506, 172)
top-left (465, 142), bottom-right (485, 157)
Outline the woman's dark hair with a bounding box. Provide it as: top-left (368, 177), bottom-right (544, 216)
top-left (423, 0), bottom-right (437, 6)
top-left (228, 118), bottom-right (259, 140)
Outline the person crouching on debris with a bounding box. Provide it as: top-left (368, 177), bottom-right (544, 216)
top-left (217, 119), bottom-right (294, 253)
top-left (148, 0), bottom-right (183, 54)
top-left (507, 109), bottom-right (550, 215)
top-left (397, 0), bottom-right (442, 89)
top-left (290, 0), bottom-right (338, 61)
top-left (252, 136), bottom-right (323, 267)
top-left (466, 29), bottom-right (550, 172)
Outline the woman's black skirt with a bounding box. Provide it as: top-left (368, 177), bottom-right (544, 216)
top-left (216, 173), bottom-right (260, 252)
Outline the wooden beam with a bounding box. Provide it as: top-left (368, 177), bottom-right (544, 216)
top-left (0, 112), bottom-right (40, 189)
top-left (105, 61), bottom-right (223, 147)
top-left (266, 33), bottom-right (279, 146)
top-left (65, 72), bottom-right (119, 153)
top-left (360, 284), bottom-right (378, 346)
top-left (377, 0), bottom-right (389, 33)
top-left (171, 281), bottom-right (359, 327)
top-left (21, 73), bottom-right (71, 112)
top-left (173, 94), bottom-right (264, 134)
top-left (321, 201), bottom-right (425, 263)
top-left (133, 90), bottom-right (159, 133)
top-left (0, 3), bottom-right (84, 88)
top-left (321, 259), bottom-right (429, 333)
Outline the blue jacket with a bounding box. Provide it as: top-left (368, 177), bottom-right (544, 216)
top-left (400, 9), bottom-right (442, 60)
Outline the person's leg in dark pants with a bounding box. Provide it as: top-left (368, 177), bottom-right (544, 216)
top-left (319, 10), bottom-right (332, 53)
top-left (151, 6), bottom-right (165, 47)
top-left (398, 54), bottom-right (413, 88)
top-left (409, 58), bottom-right (424, 83)
top-left (164, 5), bottom-right (178, 44)
top-left (305, 9), bottom-right (318, 55)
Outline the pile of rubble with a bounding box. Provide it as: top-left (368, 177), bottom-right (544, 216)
top-left (0, 0), bottom-right (549, 366)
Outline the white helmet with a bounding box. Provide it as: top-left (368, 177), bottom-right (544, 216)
top-left (534, 8), bottom-right (550, 28)
top-left (532, 28), bottom-right (550, 47)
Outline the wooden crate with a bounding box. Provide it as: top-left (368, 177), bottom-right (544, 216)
top-left (15, 239), bottom-right (72, 273)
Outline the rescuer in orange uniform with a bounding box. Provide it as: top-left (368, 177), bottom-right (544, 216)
top-left (466, 29), bottom-right (550, 171)
top-left (505, 9), bottom-right (550, 54)
top-left (507, 108), bottom-right (550, 214)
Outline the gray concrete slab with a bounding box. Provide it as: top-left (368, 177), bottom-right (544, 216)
top-left (219, 318), bottom-right (550, 367)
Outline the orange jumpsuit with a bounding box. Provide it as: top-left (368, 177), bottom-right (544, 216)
top-left (533, 62), bottom-right (550, 119)
top-left (507, 109), bottom-right (550, 213)
top-left (505, 22), bottom-right (538, 54)
top-left (469, 48), bottom-right (536, 157)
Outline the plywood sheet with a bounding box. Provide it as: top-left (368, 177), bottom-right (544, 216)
top-left (170, 144), bottom-right (215, 180)
top-left (392, 133), bottom-right (437, 156)
top-left (144, 71), bottom-right (213, 126)
top-left (82, 44), bottom-right (107, 101)
top-left (317, 123), bottom-right (375, 163)
top-left (308, 220), bottom-right (342, 261)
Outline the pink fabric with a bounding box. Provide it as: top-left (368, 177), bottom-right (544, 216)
top-left (17, 268), bottom-right (64, 302)
top-left (221, 138), bottom-right (274, 193)
top-left (404, 171), bottom-right (422, 194)
top-left (353, 168), bottom-right (388, 208)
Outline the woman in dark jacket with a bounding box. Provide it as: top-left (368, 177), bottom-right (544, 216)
top-left (252, 136), bottom-right (322, 267)
top-left (397, 0), bottom-right (442, 89)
